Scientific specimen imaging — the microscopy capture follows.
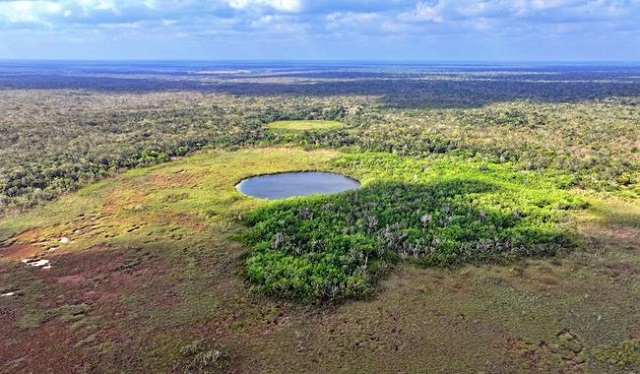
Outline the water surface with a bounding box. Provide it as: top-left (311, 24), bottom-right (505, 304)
top-left (237, 172), bottom-right (360, 199)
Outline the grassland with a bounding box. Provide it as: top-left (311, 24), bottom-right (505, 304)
top-left (267, 120), bottom-right (346, 131)
top-left (1, 147), bottom-right (639, 373)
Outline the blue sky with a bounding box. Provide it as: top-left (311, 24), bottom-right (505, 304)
top-left (0, 0), bottom-right (639, 61)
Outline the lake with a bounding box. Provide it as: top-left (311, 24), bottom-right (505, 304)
top-left (237, 172), bottom-right (360, 199)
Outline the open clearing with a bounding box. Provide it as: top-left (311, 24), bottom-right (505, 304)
top-left (266, 120), bottom-right (346, 131)
top-left (1, 147), bottom-right (639, 373)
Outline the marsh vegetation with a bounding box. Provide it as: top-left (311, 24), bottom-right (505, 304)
top-left (266, 120), bottom-right (346, 131)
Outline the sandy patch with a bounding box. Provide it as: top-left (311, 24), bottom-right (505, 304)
top-left (21, 258), bottom-right (51, 269)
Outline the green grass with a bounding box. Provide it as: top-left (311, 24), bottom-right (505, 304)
top-left (0, 147), bottom-right (339, 251)
top-left (587, 197), bottom-right (640, 230)
top-left (266, 120), bottom-right (346, 131)
top-left (18, 304), bottom-right (90, 329)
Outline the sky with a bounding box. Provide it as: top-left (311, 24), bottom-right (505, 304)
top-left (0, 0), bottom-right (639, 61)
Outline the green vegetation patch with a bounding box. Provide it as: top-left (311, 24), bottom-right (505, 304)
top-left (267, 120), bottom-right (346, 131)
top-left (18, 303), bottom-right (91, 329)
top-left (242, 153), bottom-right (586, 302)
top-left (592, 339), bottom-right (640, 369)
top-left (175, 339), bottom-right (230, 373)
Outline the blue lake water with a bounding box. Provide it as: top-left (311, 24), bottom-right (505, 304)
top-left (237, 172), bottom-right (360, 199)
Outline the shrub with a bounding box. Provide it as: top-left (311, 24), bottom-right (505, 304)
top-left (242, 153), bottom-right (584, 302)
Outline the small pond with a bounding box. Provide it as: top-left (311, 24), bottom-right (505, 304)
top-left (236, 172), bottom-right (361, 199)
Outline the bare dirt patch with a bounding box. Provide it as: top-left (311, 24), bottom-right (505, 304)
top-left (56, 274), bottom-right (86, 286)
top-left (605, 262), bottom-right (640, 277)
top-left (1, 244), bottom-right (41, 260)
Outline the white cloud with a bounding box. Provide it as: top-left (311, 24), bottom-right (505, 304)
top-left (228, 0), bottom-right (302, 12)
top-left (0, 1), bottom-right (55, 24)
top-left (405, 1), bottom-right (445, 23)
top-left (0, 0), bottom-right (638, 59)
top-left (1, 0), bottom-right (638, 28)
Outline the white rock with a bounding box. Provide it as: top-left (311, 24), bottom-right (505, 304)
top-left (60, 237), bottom-right (70, 244)
top-left (1, 292), bottom-right (16, 297)
top-left (22, 259), bottom-right (50, 268)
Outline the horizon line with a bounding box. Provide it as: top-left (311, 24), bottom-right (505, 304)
top-left (1, 58), bottom-right (640, 65)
